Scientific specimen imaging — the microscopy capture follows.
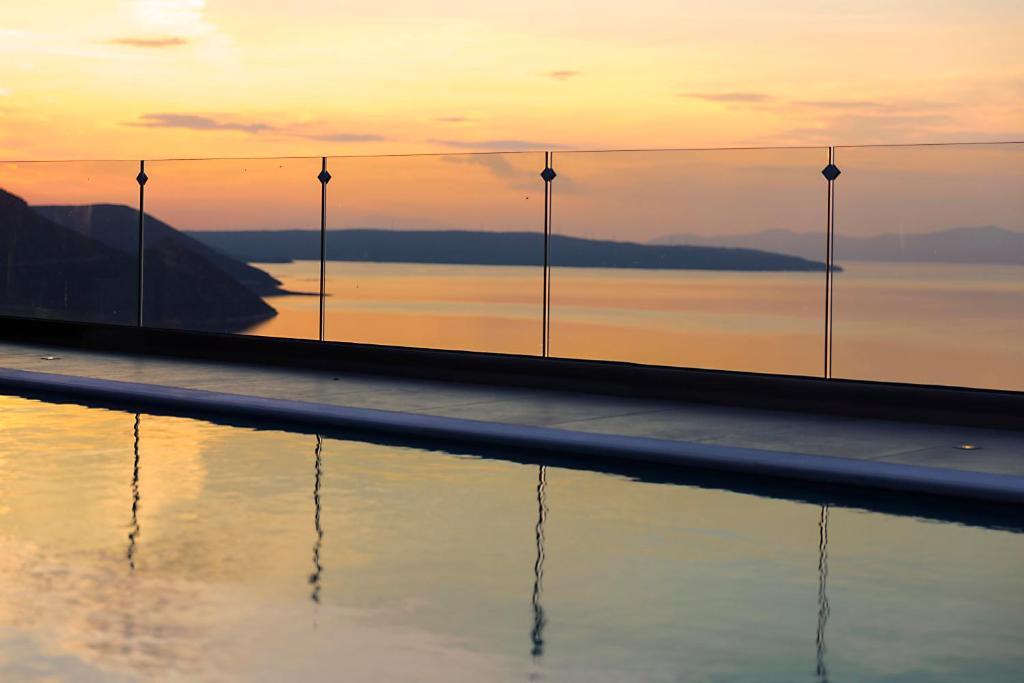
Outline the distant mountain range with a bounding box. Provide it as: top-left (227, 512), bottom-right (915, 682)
top-left (0, 189), bottom-right (275, 331)
top-left (187, 229), bottom-right (833, 272)
top-left (651, 226), bottom-right (1024, 265)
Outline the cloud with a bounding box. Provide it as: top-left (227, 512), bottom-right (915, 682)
top-left (679, 92), bottom-right (772, 103)
top-left (441, 153), bottom-right (582, 194)
top-left (126, 113), bottom-right (272, 133)
top-left (0, 28), bottom-right (30, 41)
top-left (547, 70), bottom-right (580, 81)
top-left (794, 99), bottom-right (884, 110)
top-left (431, 139), bottom-right (566, 151)
top-left (769, 112), bottom-right (956, 145)
top-left (436, 116), bottom-right (469, 123)
top-left (109, 36), bottom-right (188, 48)
top-left (792, 98), bottom-right (956, 116)
top-left (125, 113), bottom-right (387, 142)
top-left (442, 153), bottom-right (523, 177)
top-left (0, 86), bottom-right (10, 97)
top-left (304, 132), bottom-right (387, 142)
top-left (441, 153), bottom-right (575, 194)
top-left (130, 0), bottom-right (215, 39)
top-left (0, 28), bottom-right (151, 61)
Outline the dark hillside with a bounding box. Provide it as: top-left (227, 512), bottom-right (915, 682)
top-left (1, 189), bottom-right (275, 332)
top-left (35, 204), bottom-right (285, 296)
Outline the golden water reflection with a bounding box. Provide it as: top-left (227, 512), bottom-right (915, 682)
top-left (1, 396), bottom-right (1023, 681)
top-left (250, 260), bottom-right (1024, 389)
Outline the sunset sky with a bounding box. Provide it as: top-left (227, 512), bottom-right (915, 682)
top-left (1, 0), bottom-right (1022, 161)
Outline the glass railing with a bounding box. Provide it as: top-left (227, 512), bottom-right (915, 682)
top-left (142, 157), bottom-right (322, 337)
top-left (0, 143), bottom-right (1020, 392)
top-left (831, 143), bottom-right (1024, 391)
top-left (549, 147), bottom-right (829, 376)
top-left (0, 160), bottom-right (141, 325)
top-left (323, 152), bottom-right (545, 354)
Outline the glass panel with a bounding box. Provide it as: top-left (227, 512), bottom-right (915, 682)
top-left (549, 148), bottom-right (829, 375)
top-left (0, 160), bottom-right (139, 324)
top-left (832, 143), bottom-right (1024, 390)
top-left (143, 158), bottom-right (322, 337)
top-left (324, 153), bottom-right (545, 354)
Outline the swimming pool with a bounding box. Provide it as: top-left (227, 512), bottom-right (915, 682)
top-left (1, 393), bottom-right (1022, 681)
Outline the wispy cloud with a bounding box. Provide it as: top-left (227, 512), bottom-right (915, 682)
top-left (126, 113), bottom-right (273, 133)
top-left (442, 153), bottom-right (581, 193)
top-left (547, 70), bottom-right (580, 81)
top-left (130, 0), bottom-right (216, 39)
top-left (679, 92), bottom-right (772, 103)
top-left (442, 153), bottom-right (523, 176)
top-left (431, 139), bottom-right (565, 151)
top-left (792, 98), bottom-right (957, 115)
top-left (436, 116), bottom-right (469, 123)
top-left (794, 99), bottom-right (884, 110)
top-left (0, 28), bottom-right (149, 61)
top-left (771, 113), bottom-right (956, 145)
top-left (125, 113), bottom-right (387, 142)
top-left (304, 132), bottom-right (387, 142)
top-left (109, 36), bottom-right (188, 48)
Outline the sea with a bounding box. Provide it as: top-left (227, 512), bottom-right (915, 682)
top-left (246, 260), bottom-right (1024, 392)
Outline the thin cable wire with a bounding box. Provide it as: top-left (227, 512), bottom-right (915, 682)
top-left (5, 139), bottom-right (1018, 164)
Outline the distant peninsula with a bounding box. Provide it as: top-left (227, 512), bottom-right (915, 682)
top-left (186, 229), bottom-right (834, 272)
top-left (652, 226), bottom-right (1024, 265)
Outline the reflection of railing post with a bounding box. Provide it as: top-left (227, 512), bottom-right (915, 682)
top-left (318, 158), bottom-right (331, 342)
top-left (136, 161), bottom-right (148, 327)
top-left (310, 434), bottom-right (323, 604)
top-left (816, 504), bottom-right (830, 683)
top-left (127, 413), bottom-right (141, 570)
top-left (541, 155), bottom-right (557, 357)
top-left (531, 464), bottom-right (548, 658)
top-left (821, 150), bottom-right (841, 379)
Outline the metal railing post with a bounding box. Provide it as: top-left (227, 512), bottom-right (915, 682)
top-left (821, 148), bottom-right (841, 379)
top-left (318, 158), bottom-right (331, 342)
top-left (541, 154), bottom-right (557, 357)
top-left (136, 161), bottom-right (148, 327)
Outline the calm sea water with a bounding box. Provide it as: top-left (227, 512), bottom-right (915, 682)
top-left (248, 260), bottom-right (1024, 391)
top-left (1, 394), bottom-right (1022, 681)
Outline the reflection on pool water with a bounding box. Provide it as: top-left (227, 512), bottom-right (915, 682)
top-left (0, 394), bottom-right (1022, 682)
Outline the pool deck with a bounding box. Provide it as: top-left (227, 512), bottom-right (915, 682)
top-left (2, 339), bottom-right (1023, 502)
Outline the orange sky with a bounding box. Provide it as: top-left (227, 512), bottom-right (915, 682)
top-left (1, 0), bottom-right (1022, 161)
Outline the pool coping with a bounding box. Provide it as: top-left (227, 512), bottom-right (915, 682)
top-left (3, 366), bottom-right (1024, 506)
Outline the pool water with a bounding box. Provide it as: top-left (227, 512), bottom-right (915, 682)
top-left (0, 393), bottom-right (1022, 682)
